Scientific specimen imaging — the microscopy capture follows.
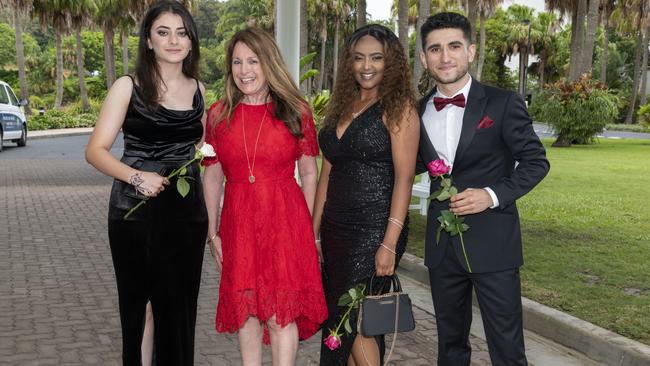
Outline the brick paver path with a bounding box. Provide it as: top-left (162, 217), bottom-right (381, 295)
top-left (0, 136), bottom-right (492, 365)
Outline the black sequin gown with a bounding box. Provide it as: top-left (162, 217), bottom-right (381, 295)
top-left (318, 102), bottom-right (408, 365)
top-left (107, 77), bottom-right (208, 365)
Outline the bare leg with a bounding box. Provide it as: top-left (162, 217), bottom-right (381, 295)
top-left (238, 317), bottom-right (263, 366)
top-left (349, 335), bottom-right (380, 366)
top-left (267, 316), bottom-right (298, 366)
top-left (141, 301), bottom-right (154, 366)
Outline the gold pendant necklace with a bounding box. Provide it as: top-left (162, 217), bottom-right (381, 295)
top-left (351, 97), bottom-right (377, 119)
top-left (242, 104), bottom-right (268, 184)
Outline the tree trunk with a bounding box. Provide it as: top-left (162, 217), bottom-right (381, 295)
top-left (398, 0), bottom-right (409, 56)
top-left (76, 29), bottom-right (90, 111)
top-left (122, 30), bottom-right (129, 75)
top-left (569, 0), bottom-right (587, 81)
top-left (599, 8), bottom-right (610, 83)
top-left (624, 31), bottom-right (644, 124)
top-left (300, 0), bottom-right (309, 92)
top-left (54, 32), bottom-right (64, 109)
top-left (581, 0), bottom-right (600, 76)
top-left (357, 0), bottom-right (366, 28)
top-left (12, 8), bottom-right (29, 115)
top-left (318, 22), bottom-right (327, 92)
top-left (638, 27), bottom-right (649, 102)
top-left (518, 44), bottom-right (526, 96)
top-left (103, 28), bottom-right (116, 89)
top-left (413, 0), bottom-right (430, 92)
top-left (476, 10), bottom-right (486, 81)
top-left (333, 20), bottom-right (340, 84)
top-left (466, 0), bottom-right (477, 42)
top-left (538, 50), bottom-right (546, 89)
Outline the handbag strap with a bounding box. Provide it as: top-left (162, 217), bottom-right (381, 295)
top-left (357, 293), bottom-right (400, 366)
top-left (368, 273), bottom-right (403, 296)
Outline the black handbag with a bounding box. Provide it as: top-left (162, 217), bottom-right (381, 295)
top-left (357, 273), bottom-right (415, 365)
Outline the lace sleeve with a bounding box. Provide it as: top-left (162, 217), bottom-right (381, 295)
top-left (298, 108), bottom-right (319, 158)
top-left (202, 102), bottom-right (221, 166)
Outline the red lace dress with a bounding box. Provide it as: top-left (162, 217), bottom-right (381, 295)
top-left (203, 101), bottom-right (327, 343)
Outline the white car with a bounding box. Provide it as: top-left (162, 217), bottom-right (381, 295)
top-left (0, 80), bottom-right (28, 152)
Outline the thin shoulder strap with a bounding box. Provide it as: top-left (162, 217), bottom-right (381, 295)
top-left (194, 78), bottom-right (202, 98)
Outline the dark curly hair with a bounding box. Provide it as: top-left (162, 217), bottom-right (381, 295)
top-left (323, 24), bottom-right (416, 132)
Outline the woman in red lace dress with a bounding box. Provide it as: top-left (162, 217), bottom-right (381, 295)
top-left (202, 28), bottom-right (327, 365)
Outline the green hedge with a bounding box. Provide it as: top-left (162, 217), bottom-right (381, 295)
top-left (29, 109), bottom-right (97, 131)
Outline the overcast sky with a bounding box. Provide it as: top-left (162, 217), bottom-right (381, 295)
top-left (366, 0), bottom-right (547, 21)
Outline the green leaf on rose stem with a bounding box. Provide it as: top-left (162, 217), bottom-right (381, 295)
top-left (200, 164), bottom-right (205, 174)
top-left (177, 177), bottom-right (190, 198)
top-left (461, 223), bottom-right (470, 232)
top-left (441, 178), bottom-right (452, 188)
top-left (437, 190), bottom-right (452, 201)
top-left (349, 288), bottom-right (358, 301)
top-left (441, 210), bottom-right (456, 222)
top-left (179, 167), bottom-right (187, 176)
top-left (344, 318), bottom-right (352, 333)
top-left (449, 186), bottom-right (458, 196)
top-left (429, 188), bottom-right (444, 199)
top-left (338, 293), bottom-right (352, 306)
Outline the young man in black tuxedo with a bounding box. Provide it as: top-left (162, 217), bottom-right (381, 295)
top-left (417, 12), bottom-right (550, 366)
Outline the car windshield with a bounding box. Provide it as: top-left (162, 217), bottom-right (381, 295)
top-left (6, 86), bottom-right (18, 105)
top-left (0, 86), bottom-right (9, 104)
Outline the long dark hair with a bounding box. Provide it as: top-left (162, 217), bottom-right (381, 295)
top-left (212, 27), bottom-right (306, 138)
top-left (323, 24), bottom-right (416, 132)
top-left (134, 0), bottom-right (200, 109)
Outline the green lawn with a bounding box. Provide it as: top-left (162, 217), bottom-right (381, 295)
top-left (406, 138), bottom-right (650, 345)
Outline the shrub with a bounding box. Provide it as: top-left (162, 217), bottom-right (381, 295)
top-left (28, 109), bottom-right (97, 130)
top-left (637, 96), bottom-right (650, 127)
top-left (605, 123), bottom-right (649, 133)
top-left (29, 95), bottom-right (46, 109)
top-left (529, 75), bottom-right (619, 147)
top-left (64, 98), bottom-right (103, 115)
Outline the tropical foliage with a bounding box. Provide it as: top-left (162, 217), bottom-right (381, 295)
top-left (0, 0), bottom-right (648, 135)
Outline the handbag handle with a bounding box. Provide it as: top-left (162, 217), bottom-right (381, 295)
top-left (358, 292), bottom-right (401, 366)
top-left (368, 273), bottom-right (403, 296)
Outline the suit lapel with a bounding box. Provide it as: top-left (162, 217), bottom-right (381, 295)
top-left (454, 79), bottom-right (487, 166)
top-left (418, 88), bottom-right (439, 164)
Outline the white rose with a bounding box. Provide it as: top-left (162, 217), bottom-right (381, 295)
top-left (198, 143), bottom-right (216, 158)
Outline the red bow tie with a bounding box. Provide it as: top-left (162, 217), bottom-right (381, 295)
top-left (433, 94), bottom-right (466, 111)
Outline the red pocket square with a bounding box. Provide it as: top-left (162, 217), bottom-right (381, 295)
top-left (477, 116), bottom-right (494, 129)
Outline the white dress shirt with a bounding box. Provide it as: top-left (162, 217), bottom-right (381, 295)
top-left (422, 76), bottom-right (499, 208)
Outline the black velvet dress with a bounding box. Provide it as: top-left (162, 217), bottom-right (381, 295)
top-left (107, 77), bottom-right (208, 366)
top-left (318, 102), bottom-right (408, 365)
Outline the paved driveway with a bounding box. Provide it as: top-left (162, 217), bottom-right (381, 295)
top-left (0, 135), bottom-right (495, 365)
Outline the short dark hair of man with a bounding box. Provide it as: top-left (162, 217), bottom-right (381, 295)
top-left (420, 12), bottom-right (473, 50)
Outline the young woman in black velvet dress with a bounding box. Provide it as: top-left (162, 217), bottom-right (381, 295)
top-left (313, 24), bottom-right (420, 366)
top-left (85, 2), bottom-right (207, 364)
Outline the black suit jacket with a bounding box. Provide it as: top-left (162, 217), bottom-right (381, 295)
top-left (417, 79), bottom-right (550, 273)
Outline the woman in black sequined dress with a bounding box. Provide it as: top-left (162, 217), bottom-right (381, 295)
top-left (85, 2), bottom-right (207, 364)
top-left (313, 24), bottom-right (420, 366)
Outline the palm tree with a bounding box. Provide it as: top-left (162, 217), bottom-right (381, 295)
top-left (532, 11), bottom-right (560, 88)
top-left (69, 0), bottom-right (97, 111)
top-left (331, 0), bottom-right (353, 83)
top-left (503, 4), bottom-right (536, 96)
top-left (309, 0), bottom-right (330, 91)
top-left (300, 0), bottom-right (309, 92)
top-left (413, 0), bottom-right (430, 90)
top-left (33, 0), bottom-right (73, 109)
top-left (357, 0), bottom-right (366, 28)
top-left (621, 0), bottom-right (650, 124)
top-left (0, 0), bottom-right (33, 115)
top-left (475, 0), bottom-right (503, 81)
top-left (599, 0), bottom-right (617, 83)
top-left (94, 0), bottom-right (122, 88)
top-left (397, 0), bottom-right (409, 56)
top-left (582, 0), bottom-right (601, 75)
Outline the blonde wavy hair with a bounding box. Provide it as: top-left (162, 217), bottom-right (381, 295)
top-left (211, 27), bottom-right (307, 137)
top-left (323, 24), bottom-right (416, 132)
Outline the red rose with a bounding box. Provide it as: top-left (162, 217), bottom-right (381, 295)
top-left (427, 159), bottom-right (450, 177)
top-left (324, 333), bottom-right (341, 350)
